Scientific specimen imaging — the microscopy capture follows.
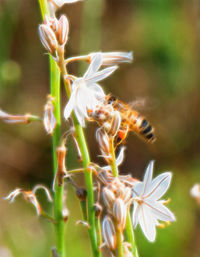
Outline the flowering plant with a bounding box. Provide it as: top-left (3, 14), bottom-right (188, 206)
top-left (3, 1), bottom-right (176, 257)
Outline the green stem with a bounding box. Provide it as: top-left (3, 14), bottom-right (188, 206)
top-left (38, 2), bottom-right (65, 257)
top-left (110, 140), bottom-right (139, 257)
top-left (109, 139), bottom-right (123, 257)
top-left (56, 44), bottom-right (100, 257)
top-left (125, 213), bottom-right (138, 257)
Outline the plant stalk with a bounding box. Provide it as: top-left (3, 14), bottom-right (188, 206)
top-left (38, 1), bottom-right (65, 257)
top-left (56, 45), bottom-right (100, 257)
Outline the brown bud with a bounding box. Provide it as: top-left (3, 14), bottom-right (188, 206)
top-left (56, 145), bottom-right (67, 186)
top-left (43, 95), bottom-right (56, 135)
top-left (58, 15), bottom-right (69, 45)
top-left (38, 24), bottom-right (58, 55)
top-left (108, 111), bottom-right (121, 137)
top-left (102, 216), bottom-right (117, 251)
top-left (113, 198), bottom-right (127, 230)
top-left (76, 187), bottom-right (87, 201)
top-left (102, 187), bottom-right (116, 210)
top-left (96, 128), bottom-right (110, 157)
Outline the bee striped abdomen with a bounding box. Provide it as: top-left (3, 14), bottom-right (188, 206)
top-left (139, 119), bottom-right (155, 142)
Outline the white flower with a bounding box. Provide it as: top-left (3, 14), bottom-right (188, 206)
top-left (64, 53), bottom-right (118, 127)
top-left (132, 161), bottom-right (176, 242)
top-left (89, 51), bottom-right (133, 66)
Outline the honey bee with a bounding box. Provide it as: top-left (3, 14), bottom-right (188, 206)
top-left (105, 95), bottom-right (156, 144)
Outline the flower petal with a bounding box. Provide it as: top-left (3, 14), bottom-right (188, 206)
top-left (144, 172), bottom-right (172, 200)
top-left (87, 83), bottom-right (105, 99)
top-left (84, 53), bottom-right (102, 80)
top-left (142, 160), bottom-right (154, 196)
top-left (64, 89), bottom-right (76, 120)
top-left (138, 204), bottom-right (156, 242)
top-left (132, 201), bottom-right (139, 228)
top-left (85, 65), bottom-right (118, 84)
top-left (145, 199), bottom-right (176, 222)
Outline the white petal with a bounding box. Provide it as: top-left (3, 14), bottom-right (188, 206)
top-left (142, 161), bottom-right (154, 196)
top-left (74, 106), bottom-right (86, 127)
top-left (132, 182), bottom-right (143, 197)
top-left (64, 90), bottom-right (76, 120)
top-left (84, 53), bottom-right (102, 80)
top-left (145, 199), bottom-right (176, 222)
top-left (144, 172), bottom-right (172, 200)
top-left (138, 204), bottom-right (156, 242)
top-left (87, 83), bottom-right (105, 99)
top-left (132, 201), bottom-right (139, 228)
top-left (85, 65), bottom-right (118, 84)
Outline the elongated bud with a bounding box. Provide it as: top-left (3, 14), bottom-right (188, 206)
top-left (89, 51), bottom-right (133, 66)
top-left (108, 111), bottom-right (121, 137)
top-left (102, 216), bottom-right (117, 251)
top-left (113, 198), bottom-right (127, 230)
top-left (96, 128), bottom-right (110, 157)
top-left (43, 95), bottom-right (56, 135)
top-left (102, 187), bottom-right (116, 210)
top-left (44, 15), bottom-right (60, 37)
top-left (0, 110), bottom-right (38, 124)
top-left (58, 15), bottom-right (69, 45)
top-left (38, 24), bottom-right (58, 55)
top-left (56, 145), bottom-right (67, 186)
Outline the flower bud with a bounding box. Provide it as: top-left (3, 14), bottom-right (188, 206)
top-left (38, 24), bottom-right (58, 55)
top-left (58, 15), bottom-right (69, 45)
top-left (113, 198), bottom-right (127, 230)
top-left (56, 145), bottom-right (67, 186)
top-left (89, 51), bottom-right (133, 66)
top-left (102, 187), bottom-right (116, 210)
top-left (43, 95), bottom-right (56, 135)
top-left (108, 111), bottom-right (121, 137)
top-left (96, 128), bottom-right (110, 157)
top-left (102, 216), bottom-right (116, 251)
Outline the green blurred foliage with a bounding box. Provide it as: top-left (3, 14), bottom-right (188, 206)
top-left (0, 0), bottom-right (200, 256)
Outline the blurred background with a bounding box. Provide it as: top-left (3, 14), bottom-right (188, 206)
top-left (0, 0), bottom-right (200, 256)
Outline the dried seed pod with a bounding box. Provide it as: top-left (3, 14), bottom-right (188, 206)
top-left (121, 187), bottom-right (132, 203)
top-left (102, 216), bottom-right (117, 251)
top-left (76, 187), bottom-right (87, 201)
top-left (58, 15), bottom-right (69, 45)
top-left (102, 187), bottom-right (116, 210)
top-left (96, 128), bottom-right (110, 157)
top-left (0, 110), bottom-right (32, 124)
top-left (43, 95), bottom-right (56, 135)
top-left (56, 145), bottom-right (67, 186)
top-left (38, 24), bottom-right (58, 55)
top-left (94, 203), bottom-right (102, 217)
top-left (108, 111), bottom-right (121, 137)
top-left (123, 242), bottom-right (133, 257)
top-left (113, 198), bottom-right (127, 230)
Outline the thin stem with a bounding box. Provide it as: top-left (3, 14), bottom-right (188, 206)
top-left (109, 138), bottom-right (123, 257)
top-left (56, 45), bottom-right (100, 257)
top-left (125, 213), bottom-right (138, 257)
top-left (38, 2), bottom-right (65, 257)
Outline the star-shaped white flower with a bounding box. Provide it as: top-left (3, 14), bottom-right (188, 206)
top-left (64, 53), bottom-right (118, 127)
top-left (132, 161), bottom-right (176, 242)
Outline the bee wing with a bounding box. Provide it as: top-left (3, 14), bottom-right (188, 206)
top-left (129, 97), bottom-right (158, 112)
